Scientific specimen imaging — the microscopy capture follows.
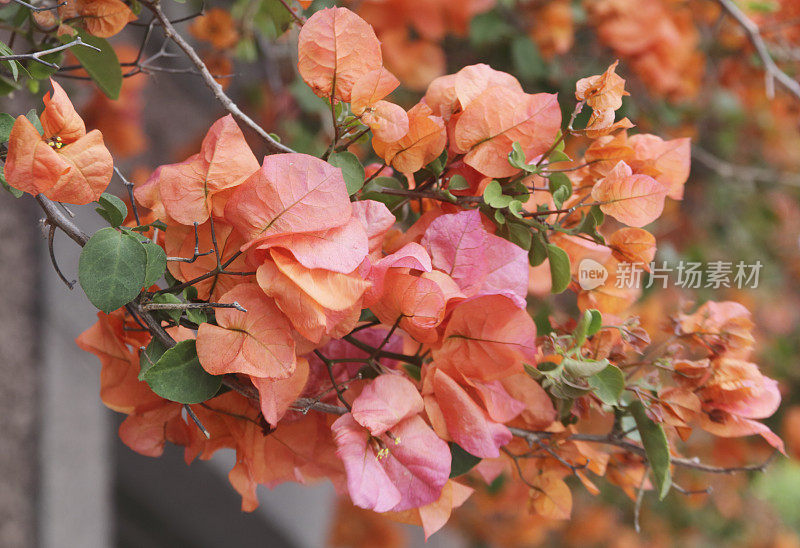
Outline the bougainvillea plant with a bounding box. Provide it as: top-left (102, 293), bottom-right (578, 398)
top-left (0, 0), bottom-right (790, 541)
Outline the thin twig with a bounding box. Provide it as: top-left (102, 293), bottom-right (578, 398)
top-left (142, 301), bottom-right (247, 312)
top-left (10, 0), bottom-right (65, 12)
top-left (114, 167), bottom-right (141, 225)
top-left (314, 350), bottom-right (352, 411)
top-left (717, 0), bottom-right (800, 101)
top-left (692, 146), bottom-right (800, 188)
top-left (1, 37), bottom-right (99, 69)
top-left (508, 426), bottom-right (779, 475)
top-left (184, 405), bottom-right (210, 438)
top-left (45, 222), bottom-right (75, 289)
top-left (143, 0), bottom-right (294, 154)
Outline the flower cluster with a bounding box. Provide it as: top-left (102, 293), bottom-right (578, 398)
top-left (3, 5), bottom-right (783, 540)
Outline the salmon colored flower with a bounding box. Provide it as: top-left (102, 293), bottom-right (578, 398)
top-left (4, 80), bottom-right (113, 204)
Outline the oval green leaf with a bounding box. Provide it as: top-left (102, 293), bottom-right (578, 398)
top-left (630, 400), bottom-right (672, 500)
top-left (142, 339), bottom-right (222, 404)
top-left (78, 227), bottom-right (147, 313)
top-left (546, 243), bottom-right (571, 293)
top-left (142, 241), bottom-right (167, 287)
top-left (449, 442), bottom-right (481, 478)
top-left (588, 364), bottom-right (624, 405)
top-left (60, 30), bottom-right (122, 99)
top-left (328, 151), bottom-right (365, 195)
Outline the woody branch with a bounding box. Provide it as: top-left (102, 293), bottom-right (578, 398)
top-left (716, 0), bottom-right (800, 101)
top-left (34, 191), bottom-right (778, 494)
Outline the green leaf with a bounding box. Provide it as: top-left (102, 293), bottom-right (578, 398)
top-left (586, 309), bottom-right (603, 337)
top-left (508, 199), bottom-right (524, 218)
top-left (142, 242), bottom-right (167, 287)
top-left (630, 400), bottom-right (672, 499)
top-left (0, 113), bottom-right (15, 142)
top-left (0, 75), bottom-right (21, 96)
top-left (469, 11), bottom-right (512, 47)
top-left (529, 232), bottom-right (547, 266)
top-left (511, 36), bottom-right (546, 81)
top-left (427, 148), bottom-right (448, 176)
top-left (61, 31), bottom-right (122, 99)
top-left (0, 42), bottom-right (19, 81)
top-left (26, 51), bottom-right (61, 80)
top-left (548, 149), bottom-right (572, 163)
top-left (186, 307), bottom-right (208, 326)
top-left (506, 222), bottom-right (532, 250)
top-left (142, 340), bottom-right (222, 404)
top-left (588, 364), bottom-right (625, 405)
top-left (574, 309), bottom-right (593, 346)
top-left (508, 141), bottom-right (526, 168)
top-left (328, 151), bottom-right (365, 195)
top-left (562, 357), bottom-right (609, 378)
top-left (139, 337), bottom-right (168, 380)
top-left (483, 180), bottom-right (513, 208)
top-left (546, 244), bottom-right (571, 293)
top-left (447, 174), bottom-right (470, 191)
top-left (402, 363), bottom-right (421, 382)
top-left (78, 228), bottom-right (147, 313)
top-left (95, 192), bottom-right (128, 227)
top-left (0, 169), bottom-right (23, 198)
top-left (548, 172), bottom-right (572, 209)
top-left (449, 442), bottom-right (481, 478)
top-left (508, 141), bottom-right (541, 173)
top-left (250, 0), bottom-right (295, 39)
top-left (25, 109), bottom-right (42, 134)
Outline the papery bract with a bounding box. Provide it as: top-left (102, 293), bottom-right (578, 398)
top-left (372, 103), bottom-right (446, 174)
top-left (591, 161), bottom-right (668, 227)
top-left (147, 115), bottom-right (259, 225)
top-left (575, 60), bottom-right (629, 111)
top-left (454, 87), bottom-right (560, 178)
top-left (297, 7), bottom-right (383, 102)
top-left (164, 220), bottom-right (252, 301)
top-left (253, 357), bottom-right (310, 427)
top-left (255, 216), bottom-right (369, 274)
top-left (430, 368), bottom-right (512, 458)
top-left (4, 80), bottom-right (113, 204)
top-left (454, 63), bottom-right (523, 110)
top-left (351, 199), bottom-right (398, 254)
top-left (421, 210), bottom-right (528, 307)
top-left (79, 0), bottom-right (136, 37)
top-left (433, 295), bottom-right (537, 381)
top-left (351, 67), bottom-right (401, 115)
top-left (333, 405), bottom-right (450, 513)
top-left (628, 134), bottom-right (691, 200)
top-left (196, 283), bottom-right (296, 379)
top-left (224, 153), bottom-right (352, 246)
top-left (361, 100), bottom-right (410, 142)
top-left (371, 270), bottom-right (446, 343)
top-left (256, 249), bottom-right (366, 342)
top-left (608, 227), bottom-right (657, 266)
top-left (351, 374), bottom-right (424, 436)
top-left (388, 480), bottom-right (473, 540)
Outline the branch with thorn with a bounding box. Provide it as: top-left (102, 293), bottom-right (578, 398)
top-left (0, 37), bottom-right (99, 69)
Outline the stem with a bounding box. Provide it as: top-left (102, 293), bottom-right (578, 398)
top-left (143, 0), bottom-right (294, 154)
